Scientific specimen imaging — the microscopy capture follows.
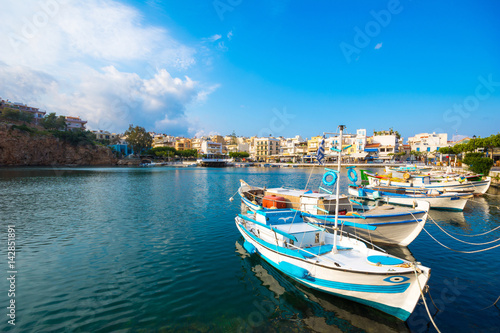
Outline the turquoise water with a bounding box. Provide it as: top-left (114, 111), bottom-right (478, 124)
top-left (0, 167), bottom-right (499, 332)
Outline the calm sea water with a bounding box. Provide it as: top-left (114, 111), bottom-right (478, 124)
top-left (0, 167), bottom-right (499, 332)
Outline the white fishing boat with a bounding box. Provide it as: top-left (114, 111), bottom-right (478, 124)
top-left (238, 180), bottom-right (430, 246)
top-left (364, 170), bottom-right (491, 194)
top-left (236, 208), bottom-right (430, 321)
top-left (234, 125), bottom-right (431, 320)
top-left (349, 185), bottom-right (473, 211)
top-left (238, 180), bottom-right (353, 214)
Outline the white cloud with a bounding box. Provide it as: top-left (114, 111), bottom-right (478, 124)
top-left (227, 31), bottom-right (233, 40)
top-left (374, 42), bottom-right (383, 50)
top-left (207, 34), bottom-right (222, 42)
top-left (0, 0), bottom-right (217, 135)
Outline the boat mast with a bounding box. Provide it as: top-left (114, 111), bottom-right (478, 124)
top-left (333, 125), bottom-right (345, 252)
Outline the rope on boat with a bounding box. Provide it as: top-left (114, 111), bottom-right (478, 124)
top-left (413, 267), bottom-right (441, 333)
top-left (228, 189), bottom-right (240, 202)
top-left (477, 295), bottom-right (500, 311)
top-left (428, 288), bottom-right (441, 312)
top-left (422, 227), bottom-right (500, 253)
top-left (427, 214), bottom-right (500, 246)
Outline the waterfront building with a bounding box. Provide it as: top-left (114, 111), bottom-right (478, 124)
top-left (226, 142), bottom-right (250, 154)
top-left (65, 116), bottom-right (87, 131)
top-left (152, 134), bottom-right (175, 148)
top-left (280, 135), bottom-right (307, 162)
top-left (408, 132), bottom-right (448, 153)
top-left (350, 129), bottom-right (369, 160)
top-left (307, 136), bottom-right (323, 155)
top-left (0, 98), bottom-right (46, 124)
top-left (364, 143), bottom-right (381, 160)
top-left (201, 141), bottom-right (223, 155)
top-left (92, 130), bottom-right (120, 142)
top-left (175, 138), bottom-right (192, 151)
top-left (372, 133), bottom-right (398, 160)
top-left (191, 138), bottom-right (203, 153)
top-left (255, 137), bottom-right (280, 162)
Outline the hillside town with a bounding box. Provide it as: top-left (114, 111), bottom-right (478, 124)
top-left (1, 98), bottom-right (499, 164)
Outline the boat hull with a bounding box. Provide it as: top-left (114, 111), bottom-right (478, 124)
top-left (367, 174), bottom-right (491, 194)
top-left (349, 186), bottom-right (471, 211)
top-left (235, 220), bottom-right (430, 321)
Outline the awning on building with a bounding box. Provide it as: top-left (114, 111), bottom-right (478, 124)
top-left (364, 148), bottom-right (378, 152)
top-left (349, 152), bottom-right (368, 158)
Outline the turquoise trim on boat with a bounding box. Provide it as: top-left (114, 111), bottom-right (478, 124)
top-left (278, 261), bottom-right (311, 279)
top-left (239, 222), bottom-right (305, 259)
top-left (257, 253), bottom-right (412, 321)
top-left (313, 205), bottom-right (329, 213)
top-left (243, 240), bottom-right (257, 254)
top-left (369, 219), bottom-right (423, 226)
top-left (297, 211), bottom-right (376, 231)
top-left (367, 255), bottom-right (405, 266)
top-left (306, 223), bottom-right (325, 231)
top-left (297, 244), bottom-right (334, 258)
top-left (319, 186), bottom-right (333, 194)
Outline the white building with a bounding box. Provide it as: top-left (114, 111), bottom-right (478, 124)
top-left (201, 141), bottom-right (223, 155)
top-left (280, 135), bottom-right (307, 159)
top-left (372, 134), bottom-right (398, 159)
top-left (65, 116), bottom-right (87, 131)
top-left (408, 133), bottom-right (448, 153)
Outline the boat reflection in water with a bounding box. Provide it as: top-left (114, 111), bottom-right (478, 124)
top-left (235, 240), bottom-right (411, 332)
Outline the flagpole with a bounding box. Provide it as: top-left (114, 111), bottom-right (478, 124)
top-left (333, 125), bottom-right (345, 252)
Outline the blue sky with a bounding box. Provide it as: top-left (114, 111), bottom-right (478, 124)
top-left (1, 0), bottom-right (499, 140)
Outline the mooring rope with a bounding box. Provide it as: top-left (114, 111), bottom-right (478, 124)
top-left (427, 214), bottom-right (500, 246)
top-left (422, 227), bottom-right (500, 253)
top-left (477, 295), bottom-right (500, 311)
top-left (413, 267), bottom-right (441, 333)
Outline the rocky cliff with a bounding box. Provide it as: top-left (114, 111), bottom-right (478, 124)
top-left (0, 123), bottom-right (117, 166)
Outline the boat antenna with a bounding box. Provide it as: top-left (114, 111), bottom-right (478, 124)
top-left (333, 125), bottom-right (345, 252)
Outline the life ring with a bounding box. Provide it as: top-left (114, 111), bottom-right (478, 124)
top-left (403, 172), bottom-right (411, 180)
top-left (322, 171), bottom-right (338, 186)
top-left (347, 168), bottom-right (358, 183)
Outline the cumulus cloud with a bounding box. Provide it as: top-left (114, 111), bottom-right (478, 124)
top-left (0, 0), bottom-right (216, 134)
top-left (374, 42), bottom-right (383, 50)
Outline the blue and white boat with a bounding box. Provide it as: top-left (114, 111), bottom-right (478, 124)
top-left (234, 125), bottom-right (431, 321)
top-left (235, 209), bottom-right (430, 321)
top-left (238, 180), bottom-right (430, 246)
top-left (365, 170), bottom-right (491, 194)
top-left (349, 185), bottom-right (473, 211)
